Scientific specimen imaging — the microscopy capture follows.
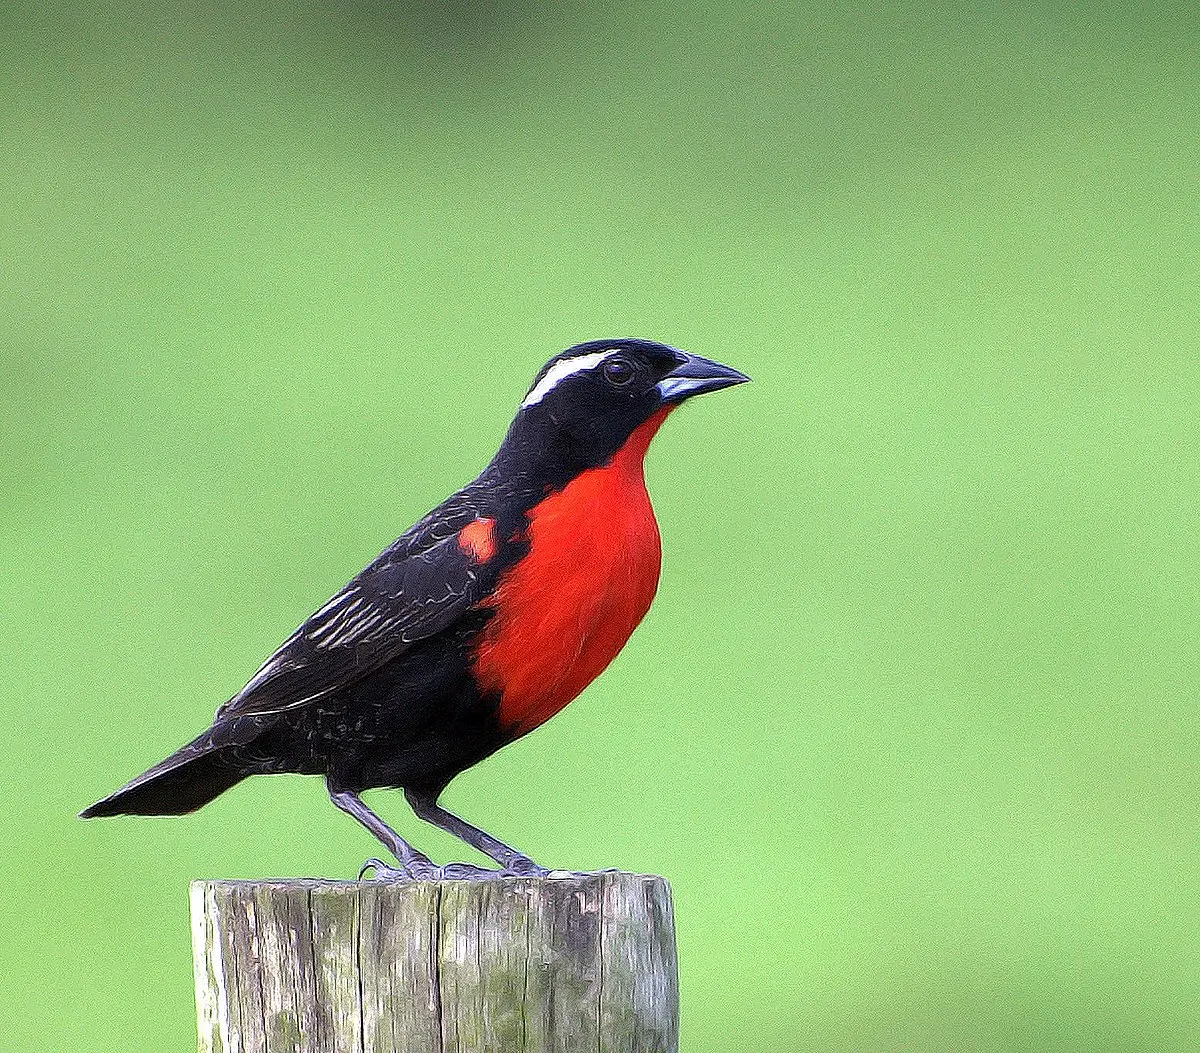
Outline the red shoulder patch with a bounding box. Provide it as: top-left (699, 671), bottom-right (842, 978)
top-left (458, 517), bottom-right (497, 563)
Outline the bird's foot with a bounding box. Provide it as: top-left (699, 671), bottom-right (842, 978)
top-left (500, 855), bottom-right (550, 877)
top-left (357, 856), bottom-right (553, 881)
top-left (357, 857), bottom-right (502, 881)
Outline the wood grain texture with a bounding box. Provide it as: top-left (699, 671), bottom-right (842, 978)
top-left (191, 873), bottom-right (678, 1053)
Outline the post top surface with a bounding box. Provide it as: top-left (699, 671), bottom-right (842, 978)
top-left (192, 871), bottom-right (669, 893)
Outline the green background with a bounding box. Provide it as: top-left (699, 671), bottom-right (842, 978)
top-left (3, 2), bottom-right (1198, 1049)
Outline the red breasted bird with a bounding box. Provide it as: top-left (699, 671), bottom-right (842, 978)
top-left (81, 339), bottom-right (748, 878)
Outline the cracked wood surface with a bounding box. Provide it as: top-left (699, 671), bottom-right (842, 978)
top-left (191, 873), bottom-right (678, 1053)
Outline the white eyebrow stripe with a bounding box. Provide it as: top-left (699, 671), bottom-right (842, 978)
top-left (521, 350), bottom-right (617, 409)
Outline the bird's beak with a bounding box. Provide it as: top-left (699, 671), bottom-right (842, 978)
top-left (656, 353), bottom-right (751, 403)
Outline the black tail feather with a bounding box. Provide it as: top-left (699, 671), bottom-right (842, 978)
top-left (81, 732), bottom-right (250, 818)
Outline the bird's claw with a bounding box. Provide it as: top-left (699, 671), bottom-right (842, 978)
top-left (359, 857), bottom-right (409, 880)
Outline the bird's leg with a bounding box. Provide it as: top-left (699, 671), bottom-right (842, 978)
top-left (404, 789), bottom-right (549, 876)
top-left (331, 789), bottom-right (500, 880)
top-left (330, 789), bottom-right (435, 877)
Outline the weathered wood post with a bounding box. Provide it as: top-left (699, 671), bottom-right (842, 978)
top-left (190, 873), bottom-right (678, 1053)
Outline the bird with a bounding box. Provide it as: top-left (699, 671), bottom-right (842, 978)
top-left (81, 338), bottom-right (748, 878)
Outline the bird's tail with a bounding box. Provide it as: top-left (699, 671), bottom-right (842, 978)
top-left (80, 729), bottom-right (250, 818)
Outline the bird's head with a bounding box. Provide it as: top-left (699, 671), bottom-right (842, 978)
top-left (497, 338), bottom-right (749, 484)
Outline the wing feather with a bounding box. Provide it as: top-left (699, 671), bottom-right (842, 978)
top-left (217, 511), bottom-right (494, 720)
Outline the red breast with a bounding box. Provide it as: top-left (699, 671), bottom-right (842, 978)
top-left (471, 408), bottom-right (672, 737)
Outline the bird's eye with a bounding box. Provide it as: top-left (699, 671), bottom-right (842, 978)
top-left (603, 357), bottom-right (635, 386)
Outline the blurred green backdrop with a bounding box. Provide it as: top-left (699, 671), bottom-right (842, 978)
top-left (3, 1), bottom-right (1199, 1050)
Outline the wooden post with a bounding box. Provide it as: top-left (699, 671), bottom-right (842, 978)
top-left (190, 873), bottom-right (678, 1053)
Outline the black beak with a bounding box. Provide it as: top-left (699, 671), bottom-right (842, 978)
top-left (656, 353), bottom-right (751, 403)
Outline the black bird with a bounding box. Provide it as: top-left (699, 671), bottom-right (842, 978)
top-left (82, 338), bottom-right (748, 877)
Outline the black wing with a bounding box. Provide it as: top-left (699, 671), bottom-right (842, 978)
top-left (216, 506), bottom-right (495, 721)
